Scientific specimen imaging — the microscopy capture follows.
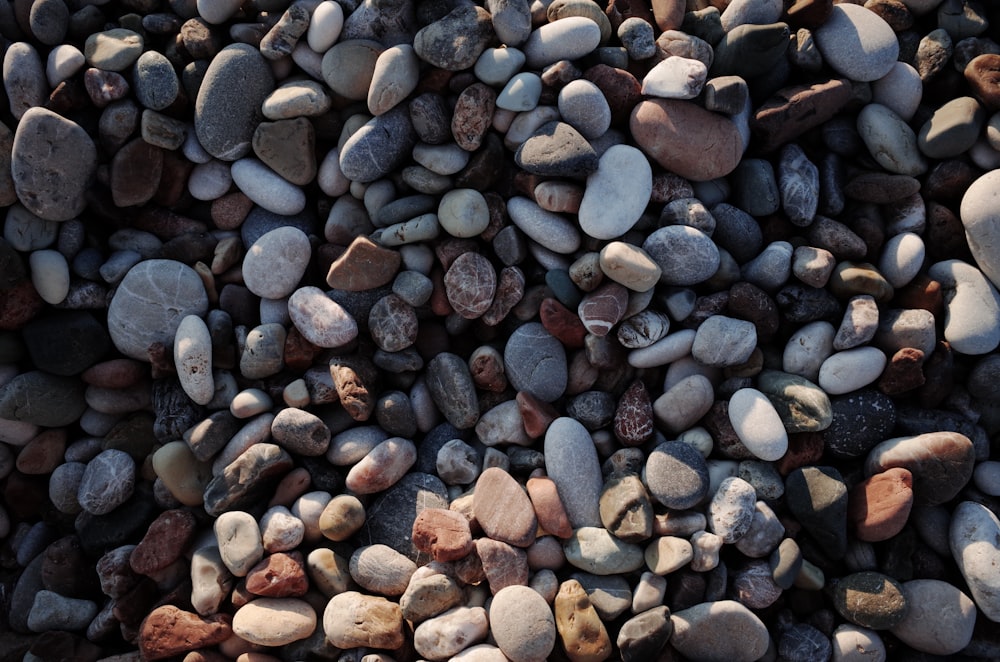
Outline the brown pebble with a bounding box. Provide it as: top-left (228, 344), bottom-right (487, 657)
top-left (848, 467), bottom-right (914, 542)
top-left (752, 78), bottom-right (852, 152)
top-left (0, 279), bottom-right (45, 331)
top-left (784, 0), bottom-right (833, 29)
top-left (211, 191), bottom-right (255, 230)
top-left (84, 68), bottom-right (129, 108)
top-left (474, 468), bottom-right (538, 548)
top-left (965, 53), bottom-right (1000, 111)
top-left (475, 538), bottom-right (528, 595)
top-left (326, 236), bottom-right (401, 291)
top-left (130, 509), bottom-right (197, 576)
top-left (516, 391), bottom-right (559, 438)
top-left (138, 605), bottom-right (232, 661)
top-left (244, 551), bottom-right (309, 598)
top-left (585, 64), bottom-right (643, 126)
top-left (776, 432), bottom-right (825, 476)
top-left (892, 274), bottom-right (943, 317)
top-left (540, 297), bottom-right (587, 348)
top-left (111, 138), bottom-right (163, 208)
top-left (863, 0), bottom-right (913, 32)
top-left (411, 507), bottom-right (475, 562)
top-left (877, 347), bottom-right (926, 395)
top-left (526, 475), bottom-right (574, 539)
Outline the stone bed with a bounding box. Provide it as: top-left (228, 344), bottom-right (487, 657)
top-left (1, 0), bottom-right (1000, 660)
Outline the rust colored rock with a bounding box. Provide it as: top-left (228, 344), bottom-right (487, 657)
top-left (81, 358), bottom-right (146, 388)
top-left (877, 347), bottom-right (926, 396)
top-left (517, 391), bottom-right (559, 438)
top-left (130, 508), bottom-right (197, 576)
top-left (0, 279), bottom-right (45, 330)
top-left (138, 605), bottom-right (232, 661)
top-left (554, 579), bottom-right (613, 662)
top-left (865, 431), bottom-right (975, 505)
top-left (444, 251), bottom-right (496, 319)
top-left (614, 380), bottom-right (654, 446)
top-left (848, 467), bottom-right (914, 542)
top-left (585, 65), bottom-right (643, 126)
top-left (751, 79), bottom-right (853, 152)
top-left (283, 326), bottom-right (321, 372)
top-left (245, 551), bottom-right (309, 597)
top-left (411, 507), bottom-right (474, 561)
top-left (965, 54), bottom-right (1000, 111)
top-left (650, 0), bottom-right (685, 31)
top-left (474, 467), bottom-right (539, 548)
top-left (326, 236), bottom-right (401, 291)
top-left (526, 475), bottom-right (574, 539)
top-left (329, 355), bottom-right (378, 421)
top-left (892, 274), bottom-right (943, 317)
top-left (481, 265), bottom-right (525, 327)
top-left (631, 99), bottom-right (744, 181)
top-left (540, 297), bottom-right (587, 348)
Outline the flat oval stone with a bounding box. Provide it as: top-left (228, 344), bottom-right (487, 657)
top-left (865, 431), bottom-right (974, 505)
top-left (523, 16), bottom-right (602, 69)
top-left (242, 226), bottom-right (310, 300)
top-left (642, 225), bottom-right (719, 286)
top-left (108, 260), bottom-right (209, 361)
top-left (692, 315), bottom-right (758, 368)
top-left (670, 601), bottom-right (770, 662)
top-left (814, 3), bottom-right (898, 81)
top-left (414, 606), bottom-right (489, 660)
top-left (505, 322), bottom-right (567, 402)
top-left (489, 585), bottom-right (557, 662)
top-left (174, 314), bottom-right (213, 406)
top-left (345, 437), bottom-right (417, 495)
top-left (507, 196), bottom-right (581, 254)
top-left (195, 44), bottom-right (274, 161)
top-left (232, 598), bottom-right (316, 647)
top-left (631, 99), bottom-right (744, 181)
top-left (350, 544), bottom-right (417, 596)
top-left (927, 259), bottom-right (1000, 354)
top-left (818, 346), bottom-right (887, 395)
top-left (918, 96), bottom-right (986, 159)
top-left (564, 527), bottom-right (645, 575)
top-left (833, 571), bottom-right (908, 630)
top-left (857, 103), bottom-right (927, 176)
top-left (890, 579), bottom-right (976, 655)
top-left (474, 467), bottom-right (538, 547)
top-left (445, 252), bottom-right (496, 319)
top-left (756, 369), bottom-right (832, 433)
top-left (645, 441), bottom-right (709, 510)
top-left (544, 417), bottom-right (604, 528)
top-left (728, 388), bottom-right (788, 461)
top-left (425, 352), bottom-right (480, 429)
top-left (340, 106), bottom-right (416, 183)
top-left (12, 107), bottom-right (97, 221)
top-left (959, 169), bottom-right (1000, 291)
top-left (287, 286), bottom-right (358, 348)
top-left (78, 449), bottom-right (135, 516)
top-left (949, 501), bottom-right (1000, 622)
top-left (578, 145), bottom-right (652, 240)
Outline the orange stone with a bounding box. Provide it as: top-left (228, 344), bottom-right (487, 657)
top-left (138, 606), bottom-right (232, 661)
top-left (848, 467), bottom-right (914, 542)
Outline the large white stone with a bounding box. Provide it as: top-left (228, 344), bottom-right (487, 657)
top-left (578, 145), bottom-right (652, 241)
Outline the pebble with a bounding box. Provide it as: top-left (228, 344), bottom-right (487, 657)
top-left (507, 196), bottom-right (581, 254)
top-left (195, 44), bottom-right (274, 161)
top-left (856, 103), bottom-right (927, 176)
top-left (504, 322), bottom-right (568, 402)
top-left (489, 585), bottom-right (556, 662)
top-left (350, 544), bottom-right (417, 596)
top-left (727, 388), bottom-right (788, 461)
top-left (642, 225), bottom-right (719, 286)
top-left (692, 315), bottom-right (758, 368)
top-left (523, 16), bottom-right (602, 69)
top-left (818, 346), bottom-right (888, 395)
top-left (232, 598), bottom-right (316, 647)
top-left (786, 466), bottom-right (848, 558)
top-left (554, 579), bottom-right (613, 661)
top-left (214, 511), bottom-right (263, 577)
top-left (645, 441), bottom-right (709, 510)
top-left (77, 449), bottom-right (135, 516)
top-left (345, 437), bottom-right (417, 495)
top-left (865, 431), bottom-right (974, 505)
top-left (927, 259), bottom-right (1000, 354)
top-left (323, 592), bottom-right (404, 650)
top-left (832, 571), bottom-right (908, 630)
top-left (890, 579), bottom-right (976, 654)
top-left (707, 477), bottom-right (757, 543)
top-left (631, 99), bottom-right (744, 181)
top-left (287, 287), bottom-right (358, 348)
top-left (959, 169), bottom-right (1000, 291)
top-left (578, 145), bottom-right (651, 241)
top-left (414, 606), bottom-right (489, 660)
top-left (642, 56), bottom-right (707, 99)
top-left (27, 590), bottom-right (98, 633)
top-left (814, 3), bottom-right (899, 81)
top-left (544, 417), bottom-right (603, 528)
top-left (564, 527), bottom-right (645, 575)
top-left (848, 467), bottom-right (913, 542)
top-left (670, 601), bottom-right (770, 662)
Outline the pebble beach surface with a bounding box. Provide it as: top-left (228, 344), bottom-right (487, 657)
top-left (2, 0), bottom-right (1000, 660)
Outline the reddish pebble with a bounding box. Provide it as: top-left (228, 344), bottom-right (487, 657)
top-left (848, 467), bottom-right (914, 542)
top-left (877, 347), bottom-right (926, 395)
top-left (526, 476), bottom-right (574, 539)
top-left (244, 551), bottom-right (309, 598)
top-left (776, 432), bottom-right (825, 476)
top-left (15, 428), bottom-right (66, 474)
top-left (473, 468), bottom-right (538, 548)
top-left (411, 508), bottom-right (475, 562)
top-left (130, 509), bottom-right (197, 576)
top-left (81, 358), bottom-right (147, 388)
top-left (540, 297), bottom-right (587, 348)
top-left (475, 538), bottom-right (528, 595)
top-left (577, 282), bottom-right (629, 337)
top-left (516, 391), bottom-right (559, 438)
top-left (138, 605), bottom-right (232, 661)
top-left (325, 236), bottom-right (401, 291)
top-left (84, 68), bottom-right (129, 107)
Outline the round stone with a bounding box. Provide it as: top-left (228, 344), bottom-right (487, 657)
top-left (108, 260), bottom-right (209, 361)
top-left (814, 3), bottom-right (899, 82)
top-left (242, 227), bottom-right (311, 299)
top-left (490, 585), bottom-right (557, 662)
top-left (645, 441), bottom-right (709, 510)
top-left (437, 189), bottom-right (489, 238)
top-left (504, 322), bottom-right (567, 402)
top-left (578, 145), bottom-right (652, 241)
top-left (728, 388), bottom-right (788, 461)
top-left (78, 449), bottom-right (135, 516)
top-left (642, 225), bottom-right (719, 286)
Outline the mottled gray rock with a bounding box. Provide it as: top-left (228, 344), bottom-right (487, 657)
top-left (504, 322), bottom-right (567, 402)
